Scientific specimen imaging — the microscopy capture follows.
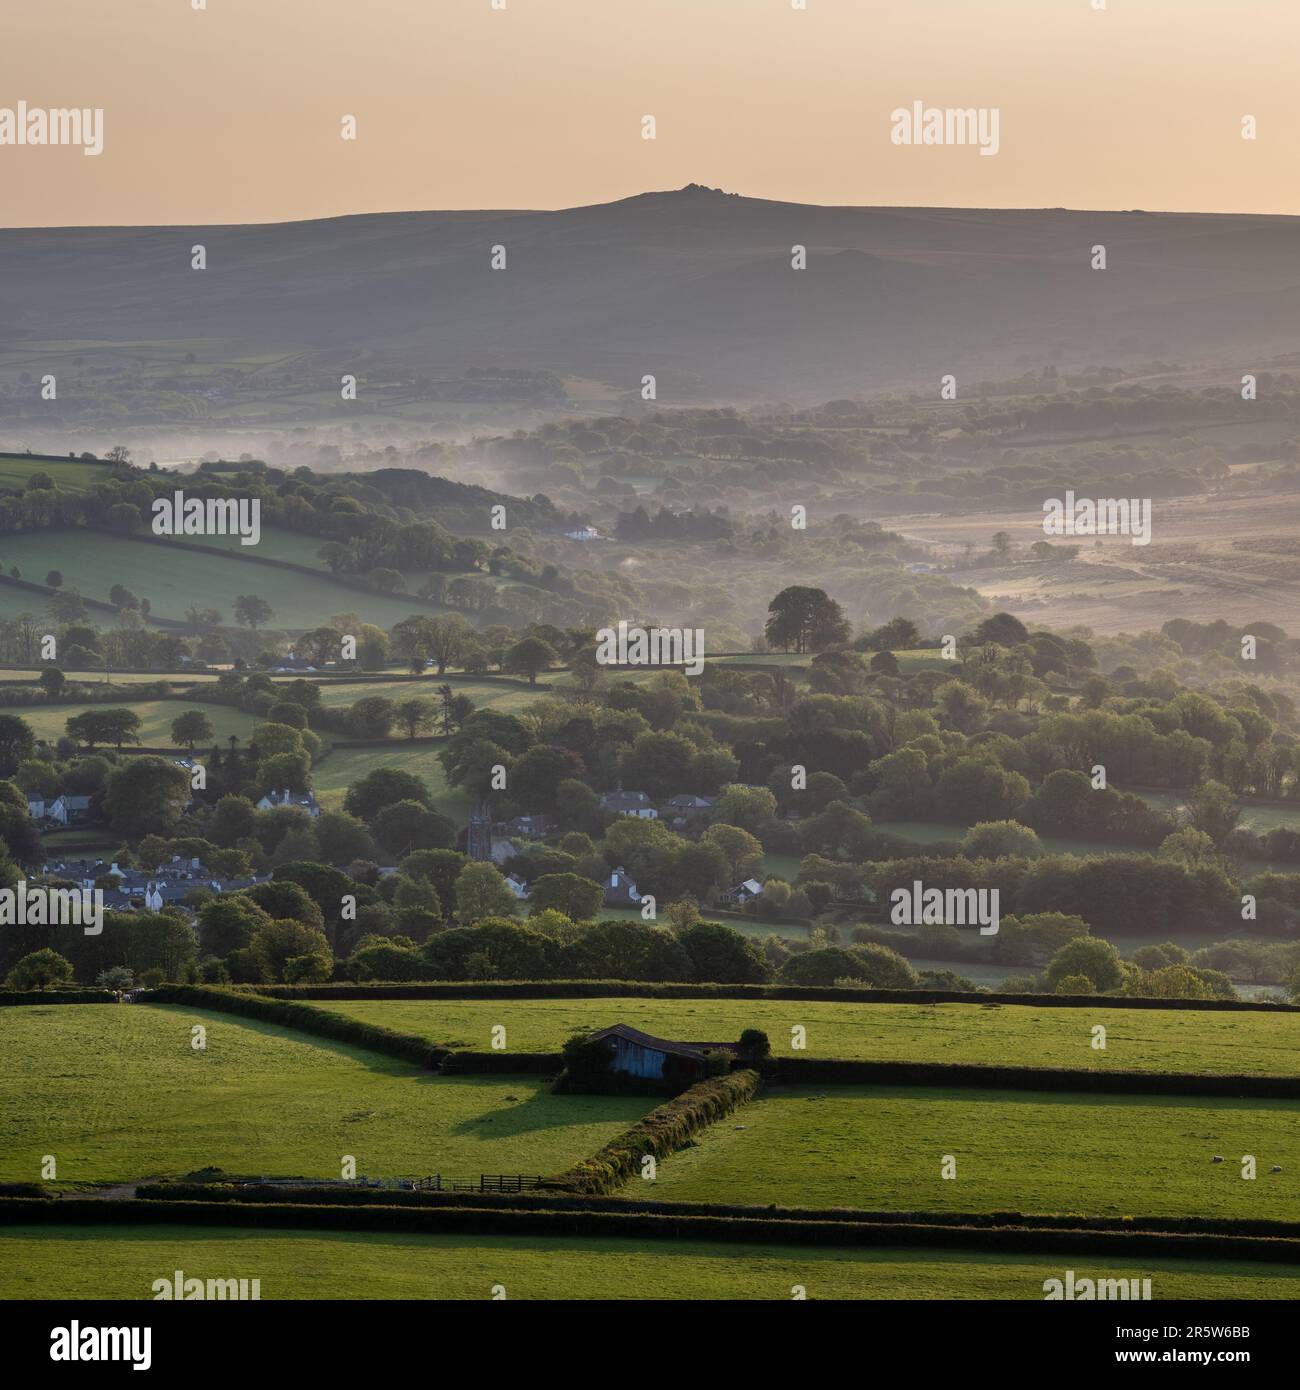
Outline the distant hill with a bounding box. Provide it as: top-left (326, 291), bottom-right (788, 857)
top-left (6, 185), bottom-right (1300, 395)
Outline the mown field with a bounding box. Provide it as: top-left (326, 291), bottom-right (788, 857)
top-left (0, 698), bottom-right (259, 746)
top-left (1, 1225), bottom-right (1295, 1300)
top-left (322, 997), bottom-right (1300, 1076)
top-left (648, 1085), bottom-right (1300, 1220)
top-left (0, 529), bottom-right (440, 630)
top-left (0, 1005), bottom-right (648, 1189)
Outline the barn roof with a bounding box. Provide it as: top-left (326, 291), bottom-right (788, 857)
top-left (589, 1023), bottom-right (739, 1059)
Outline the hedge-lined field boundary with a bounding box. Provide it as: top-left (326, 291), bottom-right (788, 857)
top-left (5, 1197), bottom-right (1300, 1264)
top-left (144, 985), bottom-right (448, 1068)
top-left (0, 990), bottom-right (116, 1006)
top-left (765, 1057), bottom-right (1300, 1099)
top-left (142, 986), bottom-right (563, 1076)
top-left (130, 1183), bottom-right (1300, 1241)
top-left (545, 1070), bottom-right (761, 1195)
top-left (241, 980), bottom-right (1300, 1013)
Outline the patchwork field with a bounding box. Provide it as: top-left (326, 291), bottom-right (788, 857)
top-left (1, 1225), bottom-right (1296, 1300)
top-left (321, 997), bottom-right (1300, 1076)
top-left (0, 1005), bottom-right (648, 1189)
top-left (648, 1085), bottom-right (1300, 1220)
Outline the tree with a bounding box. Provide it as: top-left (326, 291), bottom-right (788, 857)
top-left (45, 570), bottom-right (63, 588)
top-left (0, 715), bottom-right (35, 776)
top-left (454, 861), bottom-right (518, 924)
top-left (1185, 779), bottom-right (1241, 846)
top-left (394, 697), bottom-right (438, 739)
top-left (342, 768), bottom-right (431, 822)
top-left (372, 800), bottom-right (455, 857)
top-left (66, 708), bottom-right (142, 749)
top-left (103, 757), bottom-right (190, 836)
top-left (508, 744), bottom-right (586, 813)
top-left (38, 667), bottom-right (66, 697)
top-left (250, 917), bottom-right (332, 982)
top-left (528, 873), bottom-right (603, 922)
top-left (5, 948), bottom-right (73, 990)
top-left (961, 820), bottom-right (1043, 860)
top-left (503, 636), bottom-right (558, 685)
top-left (234, 595), bottom-right (273, 631)
top-left (991, 531), bottom-right (1012, 558)
top-left (675, 921), bottom-right (769, 983)
top-left (618, 730), bottom-right (696, 801)
top-left (171, 710), bottom-right (214, 750)
top-left (197, 895), bottom-right (273, 957)
top-left (1045, 937), bottom-right (1123, 993)
top-left (764, 586), bottom-right (850, 653)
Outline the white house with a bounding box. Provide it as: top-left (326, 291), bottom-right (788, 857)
top-left (504, 873), bottom-right (530, 901)
top-left (256, 788), bottom-right (322, 818)
top-left (48, 794), bottom-right (93, 826)
top-left (564, 526), bottom-right (600, 541)
top-left (600, 790), bottom-right (657, 819)
top-left (25, 795), bottom-right (45, 820)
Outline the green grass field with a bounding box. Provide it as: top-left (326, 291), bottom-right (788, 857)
top-left (0, 1225), bottom-right (1294, 1299)
top-left (0, 1005), bottom-right (647, 1189)
top-left (0, 699), bottom-right (259, 746)
top-left (312, 743), bottom-right (469, 816)
top-left (0, 455), bottom-right (110, 493)
top-left (648, 1085), bottom-right (1300, 1220)
top-left (0, 529), bottom-right (442, 630)
top-left (312, 677), bottom-right (541, 715)
top-left (320, 997), bottom-right (1300, 1076)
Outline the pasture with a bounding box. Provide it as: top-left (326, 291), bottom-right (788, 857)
top-left (647, 1085), bottom-right (1300, 1220)
top-left (0, 698), bottom-right (259, 746)
top-left (320, 997), bottom-right (1300, 1077)
top-left (0, 1225), bottom-right (1294, 1300)
top-left (0, 529), bottom-right (439, 630)
top-left (0, 1005), bottom-right (648, 1189)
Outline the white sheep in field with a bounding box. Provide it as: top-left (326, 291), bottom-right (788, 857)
top-left (1211, 1155), bottom-right (1225, 1163)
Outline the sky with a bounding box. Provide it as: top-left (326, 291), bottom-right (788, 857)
top-left (1, 0), bottom-right (1297, 227)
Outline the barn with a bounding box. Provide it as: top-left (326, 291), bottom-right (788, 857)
top-left (588, 1023), bottom-right (739, 1082)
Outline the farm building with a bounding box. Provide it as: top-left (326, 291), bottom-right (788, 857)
top-left (588, 1024), bottom-right (739, 1082)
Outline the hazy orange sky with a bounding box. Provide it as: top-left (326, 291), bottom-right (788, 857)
top-left (2, 0), bottom-right (1297, 227)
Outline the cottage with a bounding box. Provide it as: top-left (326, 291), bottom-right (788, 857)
top-left (256, 788), bottom-right (322, 818)
top-left (564, 526), bottom-right (600, 541)
top-left (720, 877), bottom-right (764, 906)
top-left (504, 873), bottom-right (530, 902)
top-left (599, 790), bottom-right (657, 819)
top-left (25, 795), bottom-right (45, 821)
top-left (663, 792), bottom-right (716, 828)
top-left (588, 1024), bottom-right (739, 1082)
top-left (603, 866), bottom-right (641, 907)
top-left (48, 794), bottom-right (93, 826)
